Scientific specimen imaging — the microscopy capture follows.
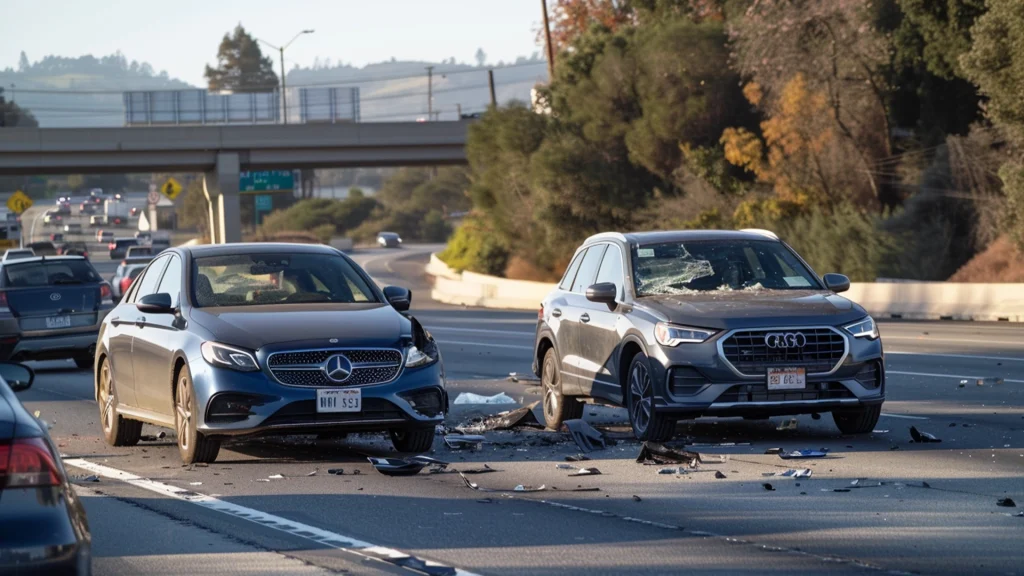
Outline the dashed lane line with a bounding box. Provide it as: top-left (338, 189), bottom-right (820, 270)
top-left (886, 370), bottom-right (1024, 384)
top-left (64, 458), bottom-right (480, 576)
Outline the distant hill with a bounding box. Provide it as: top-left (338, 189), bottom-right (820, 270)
top-left (3, 51), bottom-right (549, 127)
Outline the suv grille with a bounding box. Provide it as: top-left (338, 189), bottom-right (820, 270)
top-left (720, 328), bottom-right (846, 376)
top-left (267, 349), bottom-right (403, 388)
top-left (715, 382), bottom-right (855, 403)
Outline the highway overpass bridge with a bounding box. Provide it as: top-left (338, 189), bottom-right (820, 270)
top-left (0, 122), bottom-right (469, 243)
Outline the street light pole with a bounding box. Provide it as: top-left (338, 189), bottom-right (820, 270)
top-left (258, 29), bottom-right (314, 125)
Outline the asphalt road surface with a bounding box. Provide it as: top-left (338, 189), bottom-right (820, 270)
top-left (17, 244), bottom-right (1024, 575)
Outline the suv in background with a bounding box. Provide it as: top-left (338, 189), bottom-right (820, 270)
top-left (26, 241), bottom-right (58, 256)
top-left (377, 232), bottom-right (402, 248)
top-left (108, 238), bottom-right (138, 259)
top-left (533, 229), bottom-right (884, 441)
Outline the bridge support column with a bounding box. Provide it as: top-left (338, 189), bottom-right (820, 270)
top-left (202, 152), bottom-right (242, 244)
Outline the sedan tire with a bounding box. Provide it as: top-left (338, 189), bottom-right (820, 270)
top-left (541, 348), bottom-right (583, 431)
top-left (175, 365), bottom-right (221, 464)
top-left (98, 356), bottom-right (142, 447)
top-left (626, 353), bottom-right (675, 442)
top-left (832, 404), bottom-right (882, 435)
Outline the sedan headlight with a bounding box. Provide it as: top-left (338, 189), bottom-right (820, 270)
top-left (844, 317), bottom-right (879, 340)
top-left (654, 322), bottom-right (716, 346)
top-left (405, 345), bottom-right (438, 368)
top-left (201, 342), bottom-right (259, 372)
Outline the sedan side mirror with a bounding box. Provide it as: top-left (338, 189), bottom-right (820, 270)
top-left (823, 273), bottom-right (851, 293)
top-left (586, 282), bottom-right (618, 305)
top-left (383, 286), bottom-right (411, 312)
top-left (0, 362), bottom-right (35, 392)
top-left (137, 292), bottom-right (174, 314)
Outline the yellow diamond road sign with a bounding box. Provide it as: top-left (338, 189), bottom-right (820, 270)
top-left (161, 178), bottom-right (183, 200)
top-left (7, 190), bottom-right (33, 214)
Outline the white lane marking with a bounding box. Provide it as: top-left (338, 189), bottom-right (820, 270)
top-left (428, 326), bottom-right (534, 337)
top-left (887, 351), bottom-right (1024, 363)
top-left (437, 340), bottom-right (534, 351)
top-left (64, 458), bottom-right (479, 576)
top-left (887, 370), bottom-right (1024, 384)
top-left (879, 413), bottom-right (930, 421)
top-left (884, 335), bottom-right (1024, 346)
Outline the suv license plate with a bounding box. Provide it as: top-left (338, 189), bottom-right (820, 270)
top-left (767, 367), bottom-right (806, 390)
top-left (45, 315), bottom-right (72, 329)
top-left (316, 388), bottom-right (361, 413)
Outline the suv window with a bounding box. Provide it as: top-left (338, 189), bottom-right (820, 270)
top-left (2, 259), bottom-right (101, 287)
top-left (558, 250), bottom-right (586, 291)
top-left (156, 255), bottom-right (182, 307)
top-left (130, 255), bottom-right (170, 303)
top-left (571, 245), bottom-right (607, 293)
top-left (594, 244), bottom-right (624, 298)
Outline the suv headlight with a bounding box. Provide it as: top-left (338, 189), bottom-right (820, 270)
top-left (201, 342), bottom-right (259, 372)
top-left (654, 323), bottom-right (716, 346)
top-left (405, 345), bottom-right (438, 368)
top-left (844, 317), bottom-right (879, 340)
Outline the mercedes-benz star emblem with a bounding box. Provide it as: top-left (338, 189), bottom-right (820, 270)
top-left (50, 293), bottom-right (62, 301)
top-left (764, 332), bottom-right (807, 349)
top-left (323, 354), bottom-right (352, 383)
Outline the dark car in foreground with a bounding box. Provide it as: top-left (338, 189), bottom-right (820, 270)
top-left (95, 243), bottom-right (447, 464)
top-left (533, 230), bottom-right (884, 441)
top-left (1, 362), bottom-right (92, 575)
top-left (0, 256), bottom-right (114, 366)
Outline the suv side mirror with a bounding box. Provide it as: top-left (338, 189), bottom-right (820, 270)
top-left (137, 292), bottom-right (174, 314)
top-left (383, 286), bottom-right (411, 312)
top-left (586, 282), bottom-right (618, 305)
top-left (823, 273), bottom-right (850, 293)
top-left (0, 362), bottom-right (35, 392)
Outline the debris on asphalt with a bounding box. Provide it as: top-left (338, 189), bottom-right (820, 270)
top-left (833, 488), bottom-right (851, 493)
top-left (268, 474), bottom-right (284, 479)
top-left (762, 483), bottom-right (775, 491)
top-left (328, 468), bottom-right (345, 475)
top-left (715, 471), bottom-right (727, 479)
top-left (565, 454), bottom-right (591, 462)
top-left (910, 426), bottom-right (942, 443)
top-left (458, 402), bottom-right (543, 433)
top-left (368, 457), bottom-right (428, 476)
top-left (778, 449), bottom-right (829, 459)
top-left (256, 479), bottom-right (270, 482)
top-left (459, 464), bottom-right (496, 475)
top-left (306, 469), bottom-right (318, 477)
top-left (700, 454), bottom-right (728, 464)
top-left (79, 475), bottom-right (100, 483)
top-left (658, 467), bottom-right (678, 475)
top-left (507, 372), bottom-right (540, 384)
top-left (976, 377), bottom-right (1004, 386)
top-left (636, 442), bottom-right (700, 467)
top-left (996, 498), bottom-right (1017, 508)
top-left (763, 469), bottom-right (812, 478)
top-left (458, 471), bottom-right (545, 493)
top-left (189, 481), bottom-right (203, 486)
top-left (691, 442), bottom-right (750, 447)
top-left (764, 447), bottom-right (783, 455)
top-left (569, 468), bottom-right (601, 477)
top-left (776, 418), bottom-right (798, 431)
top-left (556, 464), bottom-right (576, 469)
top-left (633, 495), bottom-right (642, 502)
top-left (453, 392), bottom-right (517, 405)
top-left (564, 419), bottom-right (607, 452)
top-left (444, 434), bottom-right (486, 450)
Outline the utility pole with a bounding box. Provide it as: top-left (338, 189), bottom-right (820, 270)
top-left (541, 0), bottom-right (555, 79)
top-left (426, 66), bottom-right (434, 121)
top-left (488, 70), bottom-right (497, 108)
top-left (456, 103), bottom-right (462, 119)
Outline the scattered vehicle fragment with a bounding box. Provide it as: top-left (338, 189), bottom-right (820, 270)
top-left (565, 419), bottom-right (608, 452)
top-left (565, 454), bottom-right (591, 462)
top-left (764, 469), bottom-right (812, 478)
top-left (459, 465), bottom-right (496, 475)
top-left (997, 498), bottom-right (1017, 508)
top-left (778, 449), bottom-right (829, 459)
top-left (764, 447), bottom-right (783, 455)
top-left (453, 392), bottom-right (517, 405)
top-left (458, 401), bottom-right (542, 432)
top-left (569, 468), bottom-right (601, 477)
top-left (715, 471), bottom-right (727, 479)
top-left (910, 426), bottom-right (942, 443)
top-left (763, 483), bottom-right (776, 491)
top-left (458, 472), bottom-right (545, 492)
top-left (636, 442), bottom-right (700, 467)
top-left (368, 457), bottom-right (428, 476)
top-left (658, 468), bottom-right (678, 475)
top-left (444, 434), bottom-right (485, 449)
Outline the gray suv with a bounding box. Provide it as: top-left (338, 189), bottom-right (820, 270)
top-left (533, 230), bottom-right (884, 441)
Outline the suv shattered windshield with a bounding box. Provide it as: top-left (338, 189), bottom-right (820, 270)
top-left (632, 240), bottom-right (821, 295)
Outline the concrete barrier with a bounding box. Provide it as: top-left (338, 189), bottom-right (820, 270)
top-left (427, 253), bottom-right (1024, 321)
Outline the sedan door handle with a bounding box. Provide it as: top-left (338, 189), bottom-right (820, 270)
top-left (551, 308), bottom-right (562, 318)
top-left (136, 316), bottom-right (146, 326)
top-left (580, 313), bottom-right (590, 323)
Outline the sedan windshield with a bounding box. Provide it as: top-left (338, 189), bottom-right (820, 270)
top-left (632, 240), bottom-right (822, 296)
top-left (192, 253), bottom-right (378, 307)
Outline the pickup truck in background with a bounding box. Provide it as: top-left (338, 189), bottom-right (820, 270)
top-left (0, 256), bottom-right (113, 367)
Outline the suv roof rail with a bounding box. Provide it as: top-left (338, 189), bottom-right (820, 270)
top-left (584, 232), bottom-right (627, 244)
top-left (739, 228), bottom-right (779, 240)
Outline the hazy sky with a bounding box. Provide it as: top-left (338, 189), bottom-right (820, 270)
top-left (1, 0), bottom-right (543, 86)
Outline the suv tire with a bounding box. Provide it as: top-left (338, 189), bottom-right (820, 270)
top-left (389, 428), bottom-right (434, 453)
top-left (98, 356), bottom-right (142, 447)
top-left (541, 348), bottom-right (583, 430)
top-left (175, 366), bottom-right (220, 464)
top-left (832, 404), bottom-right (882, 435)
top-left (626, 353), bottom-right (675, 442)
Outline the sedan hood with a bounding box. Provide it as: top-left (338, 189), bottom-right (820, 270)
top-left (189, 303), bottom-right (410, 350)
top-left (636, 290), bottom-right (866, 330)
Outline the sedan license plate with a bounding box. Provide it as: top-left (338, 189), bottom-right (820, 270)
top-left (767, 367), bottom-right (806, 390)
top-left (316, 388), bottom-right (361, 413)
top-left (45, 315), bottom-right (72, 329)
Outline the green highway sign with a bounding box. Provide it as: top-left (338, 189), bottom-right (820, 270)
top-left (239, 170), bottom-right (294, 193)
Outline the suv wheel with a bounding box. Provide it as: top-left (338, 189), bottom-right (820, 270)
top-left (626, 353), bottom-right (675, 441)
top-left (175, 366), bottom-right (220, 464)
top-left (541, 348), bottom-right (583, 430)
top-left (832, 404), bottom-right (882, 435)
top-left (98, 357), bottom-right (142, 446)
top-left (389, 428), bottom-right (434, 453)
